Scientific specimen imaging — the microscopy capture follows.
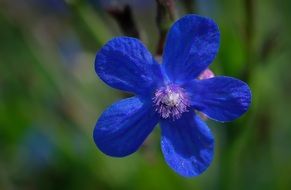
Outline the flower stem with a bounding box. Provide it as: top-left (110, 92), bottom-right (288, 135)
top-left (155, 0), bottom-right (176, 55)
top-left (242, 0), bottom-right (255, 81)
top-left (106, 5), bottom-right (140, 38)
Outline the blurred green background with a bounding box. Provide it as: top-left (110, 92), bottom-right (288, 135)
top-left (1, 0), bottom-right (291, 189)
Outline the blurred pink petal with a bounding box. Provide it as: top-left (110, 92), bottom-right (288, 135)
top-left (198, 68), bottom-right (215, 80)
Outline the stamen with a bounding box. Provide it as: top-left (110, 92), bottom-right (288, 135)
top-left (153, 84), bottom-right (190, 120)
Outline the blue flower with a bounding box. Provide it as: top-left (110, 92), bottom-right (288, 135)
top-left (93, 14), bottom-right (251, 177)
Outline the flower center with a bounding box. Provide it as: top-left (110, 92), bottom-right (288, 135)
top-left (153, 84), bottom-right (190, 120)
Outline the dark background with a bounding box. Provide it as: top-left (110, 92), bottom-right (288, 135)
top-left (1, 0), bottom-right (291, 189)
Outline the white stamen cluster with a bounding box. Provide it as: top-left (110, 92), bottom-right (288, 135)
top-left (153, 85), bottom-right (190, 120)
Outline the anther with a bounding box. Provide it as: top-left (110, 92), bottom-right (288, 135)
top-left (153, 85), bottom-right (190, 120)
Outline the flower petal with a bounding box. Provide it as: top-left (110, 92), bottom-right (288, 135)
top-left (184, 76), bottom-right (252, 122)
top-left (94, 97), bottom-right (158, 157)
top-left (162, 14), bottom-right (220, 82)
top-left (160, 112), bottom-right (214, 177)
top-left (95, 37), bottom-right (161, 95)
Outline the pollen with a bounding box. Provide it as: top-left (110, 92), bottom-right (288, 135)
top-left (153, 85), bottom-right (190, 120)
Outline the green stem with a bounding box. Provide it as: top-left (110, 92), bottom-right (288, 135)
top-left (155, 0), bottom-right (176, 55)
top-left (242, 0), bottom-right (255, 81)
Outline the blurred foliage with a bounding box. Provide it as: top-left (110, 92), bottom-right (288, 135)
top-left (0, 0), bottom-right (291, 189)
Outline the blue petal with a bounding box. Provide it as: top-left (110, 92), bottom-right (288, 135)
top-left (160, 112), bottom-right (214, 177)
top-left (95, 37), bottom-right (161, 95)
top-left (184, 76), bottom-right (252, 122)
top-left (162, 14), bottom-right (220, 82)
top-left (94, 97), bottom-right (158, 157)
